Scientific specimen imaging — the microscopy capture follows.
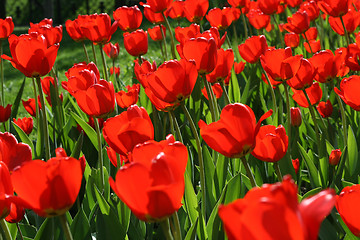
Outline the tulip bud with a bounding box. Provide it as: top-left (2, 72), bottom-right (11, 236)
top-left (317, 100), bottom-right (333, 118)
top-left (292, 158), bottom-right (300, 174)
top-left (329, 149), bottom-right (341, 165)
top-left (290, 107), bottom-right (302, 127)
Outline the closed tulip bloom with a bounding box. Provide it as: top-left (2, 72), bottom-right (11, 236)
top-left (146, 59), bottom-right (198, 104)
top-left (5, 203), bottom-right (24, 223)
top-left (309, 50), bottom-right (342, 83)
top-left (304, 39), bottom-right (321, 54)
top-left (80, 13), bottom-right (118, 45)
top-left (287, 58), bottom-right (315, 90)
top-left (292, 158), bottom-right (300, 174)
top-left (10, 156), bottom-right (83, 217)
top-left (336, 184), bottom-right (360, 237)
top-left (103, 105), bottom-right (154, 156)
top-left (0, 17), bottom-right (14, 40)
top-left (184, 0), bottom-right (209, 23)
top-left (286, 0), bottom-right (302, 8)
top-left (148, 25), bottom-right (166, 41)
top-left (174, 24), bottom-right (200, 45)
top-left (201, 83), bottom-right (223, 100)
top-left (165, 0), bottom-right (185, 19)
top-left (65, 17), bottom-right (86, 42)
top-left (198, 103), bottom-right (272, 158)
top-left (0, 104), bottom-right (11, 123)
top-left (109, 134), bottom-right (187, 221)
top-left (234, 61), bottom-right (246, 74)
top-left (206, 48), bottom-right (234, 83)
top-left (113, 5), bottom-right (143, 32)
top-left (110, 66), bottom-right (120, 77)
top-left (283, 11), bottom-right (310, 34)
top-left (116, 84), bottom-right (140, 108)
top-left (1, 33), bottom-right (59, 78)
top-left (13, 117), bottom-right (34, 135)
top-left (0, 162), bottom-right (13, 219)
top-left (22, 98), bottom-right (39, 117)
top-left (28, 21), bottom-right (63, 47)
top-left (329, 10), bottom-right (360, 36)
top-left (123, 29), bottom-right (148, 57)
top-left (144, 0), bottom-right (173, 13)
top-left (143, 5), bottom-right (165, 24)
top-left (219, 176), bottom-right (336, 240)
top-left (292, 82), bottom-right (323, 108)
top-left (247, 8), bottom-right (271, 30)
top-left (251, 125), bottom-right (288, 162)
top-left (318, 0), bottom-right (349, 17)
top-left (177, 37), bottom-right (217, 74)
top-left (228, 0), bottom-right (249, 9)
top-left (299, 0), bottom-right (320, 22)
top-left (63, 62), bottom-right (100, 94)
top-left (238, 35), bottom-right (268, 64)
top-left (40, 76), bottom-right (56, 96)
top-left (103, 42), bottom-right (120, 59)
top-left (344, 43), bottom-right (360, 71)
top-left (284, 33), bottom-right (300, 48)
top-left (290, 107), bottom-right (302, 127)
top-left (317, 100), bottom-right (333, 118)
top-left (106, 146), bottom-right (128, 168)
top-left (303, 27), bottom-right (318, 41)
top-left (335, 75), bottom-right (360, 111)
top-left (206, 7), bottom-right (234, 30)
top-left (258, 0), bottom-right (280, 15)
top-left (0, 132), bottom-right (32, 172)
top-left (329, 149), bottom-right (341, 165)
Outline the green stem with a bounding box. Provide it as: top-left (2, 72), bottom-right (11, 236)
top-left (169, 110), bottom-right (183, 142)
top-left (160, 218), bottom-right (174, 240)
top-left (0, 219), bottom-right (11, 240)
top-left (304, 33), bottom-right (314, 55)
top-left (159, 24), bottom-right (168, 59)
top-left (94, 117), bottom-right (104, 189)
top-left (36, 76), bottom-right (51, 160)
top-left (240, 157), bottom-right (257, 188)
top-left (99, 44), bottom-right (109, 81)
top-left (274, 162), bottom-right (283, 182)
top-left (283, 84), bottom-right (291, 156)
top-left (16, 223), bottom-right (24, 240)
top-left (260, 64), bottom-right (277, 115)
top-left (0, 40), bottom-right (4, 105)
top-left (302, 89), bottom-right (321, 146)
top-left (272, 15), bottom-right (284, 47)
top-left (159, 41), bottom-right (166, 62)
top-left (59, 214), bottom-right (74, 240)
top-left (162, 13), bottom-right (177, 59)
top-left (202, 77), bottom-right (216, 122)
top-left (340, 15), bottom-right (350, 47)
top-left (181, 102), bottom-right (206, 221)
top-left (172, 212), bottom-right (182, 240)
top-left (220, 80), bottom-right (230, 105)
top-left (82, 41), bottom-right (90, 63)
top-left (240, 11), bottom-right (249, 39)
top-left (335, 94), bottom-right (348, 147)
top-left (91, 43), bottom-right (98, 66)
top-left (112, 59), bottom-right (118, 92)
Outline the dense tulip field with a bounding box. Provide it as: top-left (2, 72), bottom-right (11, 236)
top-left (1, 0), bottom-right (360, 239)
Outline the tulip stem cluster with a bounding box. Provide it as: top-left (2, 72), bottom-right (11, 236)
top-left (59, 214), bottom-right (74, 240)
top-left (94, 117), bottom-right (104, 189)
top-left (99, 44), bottom-right (109, 82)
top-left (162, 13), bottom-right (177, 59)
top-left (81, 41), bottom-right (90, 63)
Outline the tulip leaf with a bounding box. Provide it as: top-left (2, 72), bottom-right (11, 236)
top-left (70, 131), bottom-right (84, 159)
top-left (70, 111), bottom-right (98, 151)
top-left (10, 77), bottom-right (26, 120)
top-left (96, 205), bottom-right (127, 240)
top-left (35, 110), bottom-right (44, 159)
top-left (300, 187), bottom-right (321, 201)
top-left (184, 171), bottom-right (199, 224)
top-left (12, 122), bottom-right (35, 157)
top-left (18, 223), bottom-right (37, 239)
top-left (214, 155), bottom-right (228, 199)
top-left (116, 197), bottom-right (131, 233)
top-left (298, 142), bottom-right (321, 188)
top-left (70, 207), bottom-right (91, 240)
top-left (319, 134), bottom-right (328, 187)
top-left (94, 184), bottom-right (110, 215)
top-left (229, 69), bottom-right (240, 103)
top-left (346, 125), bottom-right (359, 180)
top-left (184, 218), bottom-right (198, 240)
top-left (224, 173), bottom-right (241, 204)
top-left (202, 146), bottom-right (216, 211)
top-left (34, 218), bottom-right (61, 240)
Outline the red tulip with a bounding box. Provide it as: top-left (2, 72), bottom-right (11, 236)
top-left (0, 161), bottom-right (13, 219)
top-left (106, 146), bottom-right (128, 168)
top-left (329, 149), bottom-right (341, 165)
top-left (335, 75), bottom-right (360, 111)
top-left (177, 37), bottom-right (218, 74)
top-left (184, 0), bottom-right (209, 23)
top-left (283, 11), bottom-right (310, 34)
top-left (318, 0), bottom-right (349, 17)
top-left (201, 83), bottom-right (223, 100)
top-left (336, 184), bottom-right (360, 237)
top-left (0, 132), bottom-right (32, 172)
top-left (290, 107), bottom-right (302, 127)
top-left (284, 33), bottom-right (300, 48)
top-left (261, 72), bottom-right (282, 89)
top-left (174, 24), bottom-right (200, 45)
top-left (80, 13), bottom-right (118, 45)
top-left (286, 57), bottom-right (315, 90)
top-left (0, 17), bottom-right (14, 40)
top-left (247, 8), bottom-right (271, 30)
top-left (40, 76), bottom-right (55, 96)
top-left (206, 48), bottom-right (234, 83)
top-left (258, 0), bottom-right (280, 15)
top-left (110, 66), bottom-right (120, 77)
top-left (303, 27), bottom-right (318, 41)
top-left (13, 117), bottom-right (34, 135)
top-left (143, 5), bottom-right (165, 24)
top-left (1, 33), bottom-right (59, 78)
top-left (113, 5), bottom-right (143, 32)
top-left (238, 35), bottom-right (268, 64)
top-left (65, 17), bottom-right (87, 42)
top-left (134, 59), bottom-right (157, 88)
top-left (116, 84), bottom-right (140, 108)
top-left (22, 98), bottom-right (39, 117)
top-left (5, 203), bottom-right (24, 223)
top-left (304, 39), bottom-right (321, 53)
top-left (144, 87), bottom-right (178, 111)
top-left (0, 104), bottom-right (11, 123)
top-left (329, 10), bottom-right (360, 36)
top-left (286, 0), bottom-right (302, 8)
top-left (206, 7), bottom-right (234, 30)
top-left (103, 42), bottom-right (120, 59)
top-left (123, 29), bottom-right (148, 57)
top-left (309, 50), bottom-right (342, 83)
top-left (299, 1), bottom-right (320, 22)
top-left (143, 0), bottom-right (173, 13)
top-left (292, 82), bottom-right (323, 108)
top-left (148, 25), bottom-right (166, 41)
top-left (251, 125), bottom-right (288, 162)
top-left (76, 116), bottom-right (104, 134)
top-left (29, 20), bottom-right (63, 47)
top-left (292, 158), bottom-right (300, 174)
top-left (198, 103), bottom-right (272, 158)
top-left (165, 0), bottom-right (185, 19)
top-left (109, 135), bottom-right (187, 221)
top-left (145, 59), bottom-right (198, 104)
top-left (317, 100), bottom-right (333, 118)
top-left (228, 0), bottom-right (250, 9)
top-left (234, 61), bottom-right (246, 74)
top-left (103, 105), bottom-right (154, 156)
top-left (345, 43), bottom-right (360, 71)
top-left (195, 27), bottom-right (226, 49)
top-left (219, 176), bottom-right (335, 240)
top-left (10, 156), bottom-right (83, 217)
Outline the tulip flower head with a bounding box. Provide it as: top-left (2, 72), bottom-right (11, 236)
top-left (284, 33), bottom-right (300, 48)
top-left (292, 158), bottom-right (300, 174)
top-left (115, 84), bottom-right (140, 108)
top-left (148, 25), bottom-right (166, 42)
top-left (329, 149), bottom-right (341, 165)
top-left (166, 0), bottom-right (186, 20)
top-left (113, 5), bottom-right (143, 32)
top-left (238, 35), bottom-right (268, 64)
top-left (290, 107), bottom-right (302, 127)
top-left (184, 0), bottom-right (209, 23)
top-left (103, 42), bottom-right (120, 60)
top-left (317, 100), bottom-right (333, 118)
top-left (292, 82), bottom-right (323, 108)
top-left (13, 117), bottom-right (34, 135)
top-left (0, 17), bottom-right (14, 40)
top-left (0, 104), bottom-right (11, 123)
top-left (334, 75), bottom-right (360, 111)
top-left (206, 7), bottom-right (235, 30)
top-left (0, 162), bottom-right (13, 219)
top-left (123, 29), bottom-right (148, 57)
